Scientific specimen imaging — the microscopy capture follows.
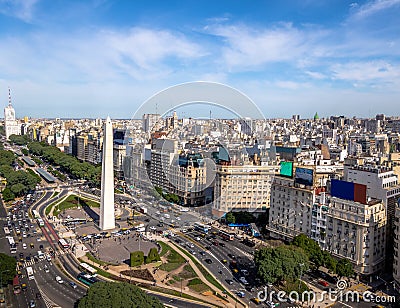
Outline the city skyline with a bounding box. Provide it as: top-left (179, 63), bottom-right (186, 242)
top-left (0, 0), bottom-right (399, 119)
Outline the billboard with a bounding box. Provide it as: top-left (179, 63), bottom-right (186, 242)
top-left (331, 179), bottom-right (354, 201)
top-left (280, 161), bottom-right (293, 177)
top-left (294, 168), bottom-right (313, 186)
top-left (331, 179), bottom-right (367, 204)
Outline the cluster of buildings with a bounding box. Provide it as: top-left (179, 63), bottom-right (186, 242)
top-left (5, 93), bottom-right (400, 287)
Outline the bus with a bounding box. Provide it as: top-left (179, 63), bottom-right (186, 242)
top-left (193, 222), bottom-right (209, 234)
top-left (58, 238), bottom-right (70, 249)
top-left (37, 218), bottom-right (44, 227)
top-left (64, 218), bottom-right (86, 226)
top-left (13, 276), bottom-right (21, 294)
top-left (32, 210), bottom-right (40, 219)
top-left (77, 272), bottom-right (98, 286)
top-left (3, 227), bottom-right (10, 236)
top-left (79, 263), bottom-right (97, 276)
top-left (7, 236), bottom-right (17, 254)
top-left (219, 230), bottom-right (234, 241)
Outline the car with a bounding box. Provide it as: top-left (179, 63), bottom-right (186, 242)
top-left (44, 265), bottom-right (49, 273)
top-left (35, 293), bottom-right (41, 299)
top-left (239, 277), bottom-right (249, 285)
top-left (39, 244), bottom-right (43, 250)
top-left (21, 283), bottom-right (27, 291)
top-left (251, 297), bottom-right (261, 305)
top-left (221, 259), bottom-right (228, 264)
top-left (26, 256), bottom-right (31, 261)
top-left (204, 259), bottom-right (212, 264)
top-left (149, 226), bottom-right (156, 231)
top-left (69, 281), bottom-right (77, 289)
top-left (226, 279), bottom-right (234, 285)
top-left (318, 280), bottom-right (329, 287)
top-left (55, 276), bottom-right (64, 284)
top-left (46, 254), bottom-right (51, 262)
top-left (29, 300), bottom-right (36, 307)
top-left (237, 291), bottom-right (245, 298)
top-left (190, 250), bottom-right (196, 255)
top-left (22, 243), bottom-right (27, 249)
top-left (30, 243), bottom-right (34, 249)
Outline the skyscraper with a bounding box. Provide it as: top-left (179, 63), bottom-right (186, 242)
top-left (99, 116), bottom-right (115, 230)
top-left (4, 88), bottom-right (20, 140)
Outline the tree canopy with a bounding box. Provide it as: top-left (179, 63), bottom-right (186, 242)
top-left (9, 134), bottom-right (30, 146)
top-left (336, 259), bottom-right (354, 278)
top-left (255, 245), bottom-right (309, 284)
top-left (77, 282), bottom-right (163, 308)
top-left (28, 141), bottom-right (101, 186)
top-left (0, 253), bottom-right (17, 286)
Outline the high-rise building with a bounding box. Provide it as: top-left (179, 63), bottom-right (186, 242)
top-left (100, 116), bottom-right (115, 231)
top-left (3, 88), bottom-right (20, 140)
top-left (142, 113), bottom-right (161, 132)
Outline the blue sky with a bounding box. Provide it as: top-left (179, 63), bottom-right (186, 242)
top-left (0, 0), bottom-right (399, 119)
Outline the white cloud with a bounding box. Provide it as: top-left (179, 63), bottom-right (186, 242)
top-left (0, 0), bottom-right (38, 22)
top-left (0, 27), bottom-right (205, 83)
top-left (352, 0), bottom-right (400, 19)
top-left (331, 60), bottom-right (400, 83)
top-left (305, 71), bottom-right (326, 80)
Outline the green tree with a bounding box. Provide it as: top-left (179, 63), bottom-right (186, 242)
top-left (255, 245), bottom-right (309, 284)
top-left (225, 212), bottom-right (236, 224)
top-left (77, 282), bottom-right (163, 308)
top-left (130, 251), bottom-right (144, 267)
top-left (1, 187), bottom-right (15, 201)
top-left (292, 234), bottom-right (324, 268)
top-left (145, 248), bottom-right (161, 264)
top-left (21, 148), bottom-right (29, 156)
top-left (9, 134), bottom-right (30, 146)
top-left (0, 150), bottom-right (15, 166)
top-left (336, 259), bottom-right (354, 278)
top-left (154, 186), bottom-right (163, 196)
top-left (0, 253), bottom-right (17, 286)
top-left (233, 211), bottom-right (256, 224)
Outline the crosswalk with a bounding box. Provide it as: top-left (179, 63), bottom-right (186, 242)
top-left (17, 249), bottom-right (67, 269)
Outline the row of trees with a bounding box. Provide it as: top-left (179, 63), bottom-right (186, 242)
top-left (255, 245), bottom-right (309, 284)
top-left (292, 234), bottom-right (354, 277)
top-left (154, 186), bottom-right (180, 204)
top-left (130, 248), bottom-right (161, 267)
top-left (255, 234), bottom-right (354, 286)
top-left (0, 253), bottom-right (17, 286)
top-left (0, 149), bottom-right (41, 201)
top-left (27, 141), bottom-right (101, 186)
top-left (77, 282), bottom-right (163, 308)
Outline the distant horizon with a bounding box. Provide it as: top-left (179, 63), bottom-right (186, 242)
top-left (2, 114), bottom-right (400, 122)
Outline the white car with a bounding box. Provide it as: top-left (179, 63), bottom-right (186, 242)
top-left (55, 276), bottom-right (63, 284)
top-left (149, 226), bottom-right (156, 231)
top-left (46, 254), bottom-right (52, 262)
top-left (22, 243), bottom-right (27, 249)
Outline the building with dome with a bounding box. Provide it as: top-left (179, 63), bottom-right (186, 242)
top-left (3, 88), bottom-right (21, 140)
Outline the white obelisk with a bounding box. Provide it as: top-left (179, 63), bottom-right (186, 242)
top-left (100, 116), bottom-right (115, 230)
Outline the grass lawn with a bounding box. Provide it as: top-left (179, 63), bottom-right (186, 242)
top-left (157, 241), bottom-right (186, 272)
top-left (176, 245), bottom-right (226, 293)
top-left (53, 194), bottom-right (99, 216)
top-left (188, 278), bottom-right (210, 293)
